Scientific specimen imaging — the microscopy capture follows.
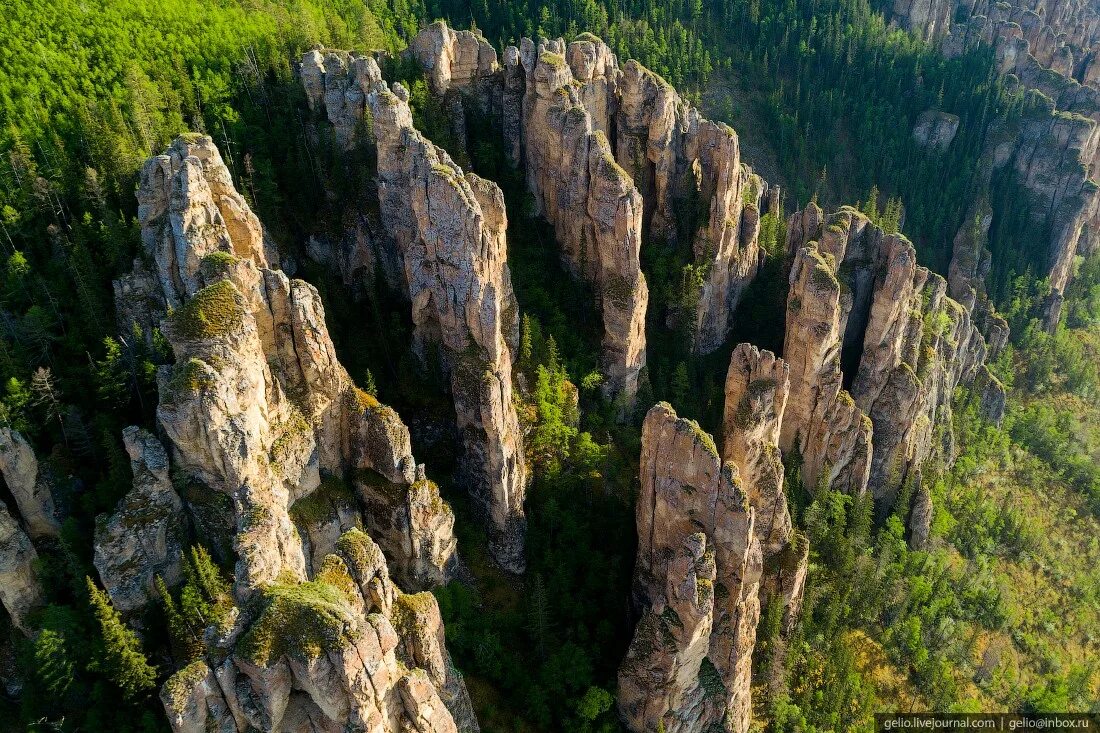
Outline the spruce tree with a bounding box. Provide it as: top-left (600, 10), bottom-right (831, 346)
top-left (85, 577), bottom-right (157, 699)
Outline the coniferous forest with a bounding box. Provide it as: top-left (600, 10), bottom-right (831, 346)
top-left (0, 1), bottom-right (1098, 732)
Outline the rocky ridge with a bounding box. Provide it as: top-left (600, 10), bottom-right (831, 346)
top-left (890, 0), bottom-right (1100, 327)
top-left (299, 51), bottom-right (529, 573)
top-left (782, 203), bottom-right (1006, 513)
top-left (618, 403), bottom-right (761, 733)
top-left (112, 134), bottom-right (474, 730)
top-left (407, 21), bottom-right (779, 389)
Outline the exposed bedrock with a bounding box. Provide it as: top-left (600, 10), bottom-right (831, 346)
top-left (298, 51), bottom-right (529, 572)
top-left (509, 42), bottom-right (649, 407)
top-left (409, 26), bottom-right (778, 358)
top-left (0, 426), bottom-right (59, 539)
top-left (0, 498), bottom-right (42, 635)
top-left (93, 427), bottom-right (188, 613)
top-left (782, 203), bottom-right (1004, 513)
top-left (618, 403), bottom-right (761, 733)
top-left (887, 0), bottom-right (1100, 330)
top-left (115, 134), bottom-right (460, 595)
top-left (722, 343), bottom-right (793, 557)
top-left (367, 78), bottom-right (528, 573)
top-left (160, 529), bottom-right (477, 733)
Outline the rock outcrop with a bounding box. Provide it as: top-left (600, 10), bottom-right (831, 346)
top-left (0, 499), bottom-right (42, 634)
top-left (93, 427), bottom-right (187, 613)
top-left (912, 109), bottom-right (961, 150)
top-left (888, 0), bottom-right (1100, 329)
top-left (113, 135), bottom-right (478, 731)
top-left (618, 403), bottom-right (761, 733)
top-left (161, 528), bottom-right (476, 733)
top-left (508, 42), bottom-right (649, 405)
top-left (760, 531), bottom-right (809, 637)
top-left (298, 52), bottom-right (529, 572)
top-left (0, 427), bottom-right (59, 538)
top-left (780, 205), bottom-right (873, 497)
top-left (116, 135), bottom-right (461, 593)
top-left (408, 22), bottom-right (775, 360)
top-left (782, 204), bottom-right (1004, 513)
top-left (612, 57), bottom-right (772, 353)
top-left (722, 343), bottom-right (792, 557)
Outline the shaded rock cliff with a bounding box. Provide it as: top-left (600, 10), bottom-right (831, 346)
top-left (367, 76), bottom-right (528, 573)
top-left (408, 21), bottom-right (777, 365)
top-left (299, 52), bottom-right (529, 573)
top-left (0, 426), bottom-right (59, 539)
top-left (93, 427), bottom-right (187, 613)
top-left (618, 403), bottom-right (761, 733)
top-left (0, 498), bottom-right (42, 634)
top-left (508, 41), bottom-right (649, 406)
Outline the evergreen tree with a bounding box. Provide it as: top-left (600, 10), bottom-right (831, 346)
top-left (85, 577), bottom-right (157, 699)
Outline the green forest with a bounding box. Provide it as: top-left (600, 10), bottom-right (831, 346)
top-left (0, 0), bottom-right (1097, 731)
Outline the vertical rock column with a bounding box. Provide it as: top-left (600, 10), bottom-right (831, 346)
top-left (722, 343), bottom-right (793, 556)
top-left (123, 135), bottom-right (460, 593)
top-left (618, 403), bottom-right (761, 733)
top-left (780, 205), bottom-right (873, 497)
top-left (369, 80), bottom-right (528, 572)
top-left (507, 46), bottom-right (649, 406)
top-left (614, 59), bottom-right (768, 354)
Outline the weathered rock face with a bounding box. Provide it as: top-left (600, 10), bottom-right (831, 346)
top-left (780, 206), bottom-right (873, 498)
top-left (908, 479), bottom-right (934, 551)
top-left (913, 109), bottom-right (961, 150)
top-left (299, 49), bottom-right (381, 151)
top-left (506, 43), bottom-right (649, 406)
top-left (0, 499), bottom-right (42, 634)
top-left (367, 77), bottom-right (528, 573)
top-left (161, 529), bottom-right (476, 733)
top-left (93, 427), bottom-right (187, 613)
top-left (410, 21), bottom-right (500, 116)
top-left (0, 427), bottom-right (59, 538)
top-left (618, 403), bottom-right (761, 733)
top-left (409, 22), bottom-right (775, 385)
top-left (298, 52), bottom-right (528, 572)
top-left (888, 0), bottom-right (1100, 330)
top-left (613, 59), bottom-right (772, 353)
top-left (893, 0), bottom-right (1100, 80)
top-left (760, 532), bottom-right (809, 636)
top-left (116, 135), bottom-right (460, 594)
top-left (722, 343), bottom-right (792, 557)
top-left (782, 204), bottom-right (1004, 513)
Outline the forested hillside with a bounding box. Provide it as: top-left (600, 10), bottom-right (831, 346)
top-left (0, 1), bottom-right (1097, 732)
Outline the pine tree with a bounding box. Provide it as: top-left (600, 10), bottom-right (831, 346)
top-left (85, 577), bottom-right (157, 699)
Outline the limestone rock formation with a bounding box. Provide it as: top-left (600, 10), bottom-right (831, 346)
top-left (116, 135), bottom-right (460, 593)
top-left (780, 207), bottom-right (873, 497)
top-left (613, 58), bottom-right (771, 353)
top-left (912, 109), bottom-right (961, 150)
top-left (0, 499), bottom-right (42, 635)
top-left (93, 427), bottom-right (187, 613)
top-left (722, 343), bottom-right (793, 556)
top-left (507, 43), bottom-right (649, 405)
top-left (760, 532), bottom-right (809, 636)
top-left (408, 22), bottom-right (778, 387)
top-left (618, 403), bottom-right (761, 733)
top-left (161, 529), bottom-right (476, 733)
top-left (0, 427), bottom-right (59, 538)
top-left (908, 480), bottom-right (934, 551)
top-left (367, 76), bottom-right (528, 573)
top-left (887, 0), bottom-right (1100, 329)
top-left (782, 204), bottom-right (1003, 513)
